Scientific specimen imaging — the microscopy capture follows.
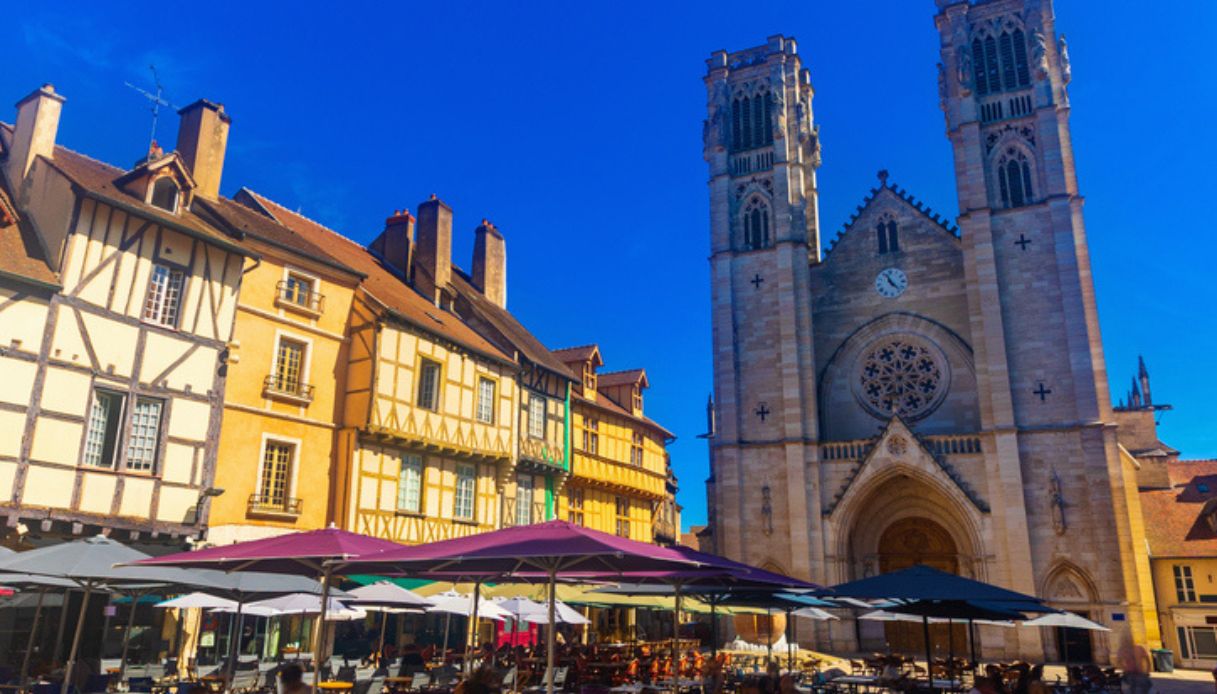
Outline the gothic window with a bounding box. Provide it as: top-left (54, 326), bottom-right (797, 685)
top-left (999, 32), bottom-right (1017, 90)
top-left (997, 147), bottom-right (1034, 208)
top-left (972, 39), bottom-right (989, 95)
top-left (752, 92), bottom-right (767, 146)
top-left (732, 99), bottom-right (742, 150)
top-left (877, 218), bottom-right (899, 254)
top-left (742, 196), bottom-right (770, 250)
top-left (983, 36), bottom-right (1000, 95)
top-left (762, 92), bottom-right (772, 144)
top-left (1012, 29), bottom-right (1031, 87)
top-left (741, 96), bottom-right (752, 150)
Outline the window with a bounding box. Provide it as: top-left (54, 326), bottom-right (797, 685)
top-left (732, 93), bottom-right (773, 151)
top-left (84, 390), bottom-right (125, 468)
top-left (417, 359), bottom-right (441, 411)
top-left (1175, 565), bottom-right (1197, 603)
top-left (143, 263), bottom-right (185, 328)
top-left (1180, 626), bottom-right (1217, 660)
top-left (454, 464), bottom-right (476, 521)
top-left (281, 273), bottom-right (318, 310)
top-left (630, 432), bottom-right (644, 467)
top-left (615, 496), bottom-right (631, 538)
top-left (273, 338), bottom-right (307, 394)
top-left (974, 31), bottom-right (1030, 95)
top-left (527, 394), bottom-right (546, 439)
top-left (150, 178), bottom-right (179, 213)
top-left (475, 377), bottom-right (496, 424)
top-left (743, 197), bottom-right (770, 250)
top-left (997, 149), bottom-right (1034, 208)
top-left (983, 35), bottom-right (1000, 95)
top-left (516, 474), bottom-right (534, 526)
top-left (583, 362), bottom-right (597, 392)
top-left (632, 386), bottom-right (643, 412)
top-left (877, 219), bottom-right (899, 254)
top-left (397, 454), bottom-right (423, 514)
top-left (583, 418), bottom-right (599, 456)
top-left (740, 95), bottom-right (752, 150)
top-left (83, 390), bottom-right (163, 472)
top-left (567, 488), bottom-right (585, 526)
top-left (1011, 30), bottom-right (1030, 87)
top-left (125, 397), bottom-right (163, 472)
top-left (260, 440), bottom-right (294, 508)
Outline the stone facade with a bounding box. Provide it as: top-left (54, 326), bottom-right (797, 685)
top-left (704, 1), bottom-right (1159, 663)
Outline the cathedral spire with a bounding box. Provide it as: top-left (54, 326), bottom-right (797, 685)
top-left (1138, 355), bottom-right (1152, 407)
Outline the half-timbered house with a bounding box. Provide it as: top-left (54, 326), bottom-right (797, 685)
top-left (0, 87), bottom-right (250, 546)
top-left (553, 346), bottom-right (677, 543)
top-left (238, 193), bottom-right (524, 544)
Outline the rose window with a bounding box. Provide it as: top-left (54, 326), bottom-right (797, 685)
top-left (855, 338), bottom-right (947, 420)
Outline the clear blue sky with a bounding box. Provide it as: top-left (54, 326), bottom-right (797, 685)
top-left (6, 2), bottom-right (1215, 531)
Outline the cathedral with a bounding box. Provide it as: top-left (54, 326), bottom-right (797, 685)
top-left (703, 0), bottom-right (1161, 662)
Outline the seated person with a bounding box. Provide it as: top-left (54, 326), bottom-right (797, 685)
top-left (280, 665), bottom-right (308, 694)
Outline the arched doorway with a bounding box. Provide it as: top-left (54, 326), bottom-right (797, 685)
top-left (877, 517), bottom-right (967, 657)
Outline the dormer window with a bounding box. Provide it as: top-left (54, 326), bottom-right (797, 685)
top-left (583, 362), bottom-right (597, 392)
top-left (150, 177), bottom-right (180, 213)
top-left (632, 385), bottom-right (643, 412)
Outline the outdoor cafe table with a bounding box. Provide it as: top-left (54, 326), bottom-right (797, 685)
top-left (317, 682), bottom-right (354, 692)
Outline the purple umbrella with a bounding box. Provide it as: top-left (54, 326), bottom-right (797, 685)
top-left (341, 520), bottom-right (710, 694)
top-left (131, 526), bottom-right (402, 690)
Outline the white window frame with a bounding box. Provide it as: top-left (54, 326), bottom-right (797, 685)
top-left (147, 176), bottom-right (181, 214)
top-left (270, 330), bottom-right (313, 395)
top-left (417, 358), bottom-right (442, 411)
top-left (254, 434), bottom-right (301, 509)
top-left (475, 377), bottom-right (496, 425)
top-left (143, 262), bottom-right (186, 328)
top-left (516, 474), bottom-right (534, 526)
top-left (397, 454), bottom-right (424, 514)
top-left (278, 265), bottom-right (323, 314)
top-left (83, 388), bottom-right (126, 469)
top-left (124, 396), bottom-right (164, 473)
top-left (527, 393), bottom-right (546, 439)
top-left (454, 463), bottom-right (476, 521)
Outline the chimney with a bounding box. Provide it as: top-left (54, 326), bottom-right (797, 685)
top-left (6, 84), bottom-right (64, 185)
top-left (175, 99), bottom-right (230, 199)
top-left (471, 218), bottom-right (507, 308)
top-left (413, 194), bottom-right (452, 304)
top-left (369, 209), bottom-right (415, 279)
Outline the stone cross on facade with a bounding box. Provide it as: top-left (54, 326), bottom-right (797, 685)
top-left (755, 402), bottom-right (771, 421)
top-left (1034, 383), bottom-right (1052, 401)
top-left (1015, 234), bottom-right (1032, 250)
top-left (751, 274), bottom-right (764, 289)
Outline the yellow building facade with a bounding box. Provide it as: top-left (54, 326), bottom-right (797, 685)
top-left (0, 88), bottom-right (249, 545)
top-left (553, 345), bottom-right (677, 544)
top-left (201, 190), bottom-right (363, 543)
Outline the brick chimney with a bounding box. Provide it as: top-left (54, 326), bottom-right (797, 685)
top-left (369, 209), bottom-right (415, 279)
top-left (5, 84), bottom-right (64, 185)
top-left (472, 219), bottom-right (506, 308)
top-left (175, 99), bottom-right (230, 200)
top-left (412, 195), bottom-right (452, 304)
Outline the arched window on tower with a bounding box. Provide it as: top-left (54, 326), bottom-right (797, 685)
top-left (997, 148), bottom-right (1034, 208)
top-left (877, 217), bottom-right (899, 254)
top-left (742, 197), bottom-right (770, 250)
top-left (1012, 29), bottom-right (1030, 87)
top-left (972, 38), bottom-right (989, 95)
top-left (753, 91), bottom-right (766, 146)
top-left (732, 99), bottom-right (742, 151)
top-left (983, 35), bottom-right (1001, 94)
top-left (740, 95), bottom-right (752, 150)
top-left (763, 92), bottom-right (773, 144)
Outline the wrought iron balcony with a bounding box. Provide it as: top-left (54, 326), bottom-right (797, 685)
top-left (247, 493), bottom-right (302, 517)
top-left (274, 281), bottom-right (325, 316)
top-left (263, 374), bottom-right (315, 404)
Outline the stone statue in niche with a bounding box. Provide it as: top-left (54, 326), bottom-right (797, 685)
top-left (1058, 34), bottom-right (1072, 84)
top-left (761, 484), bottom-right (774, 536)
top-left (1032, 31), bottom-right (1050, 78)
top-left (1049, 470), bottom-right (1067, 535)
top-left (955, 47), bottom-right (973, 95)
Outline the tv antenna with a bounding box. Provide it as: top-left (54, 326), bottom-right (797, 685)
top-left (125, 64), bottom-right (178, 156)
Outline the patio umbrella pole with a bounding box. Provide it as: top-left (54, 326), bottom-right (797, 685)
top-left (377, 612), bottom-right (388, 667)
top-left (442, 611), bottom-right (452, 668)
top-left (310, 565), bottom-right (334, 694)
top-left (53, 589), bottom-right (71, 665)
top-left (227, 602), bottom-right (245, 680)
top-left (19, 587), bottom-right (46, 685)
top-left (546, 569), bottom-right (556, 694)
top-left (921, 615), bottom-right (933, 693)
top-left (946, 618), bottom-right (954, 681)
top-left (466, 580), bottom-right (482, 676)
top-left (766, 608), bottom-right (772, 664)
top-left (118, 589), bottom-right (143, 681)
top-left (61, 586), bottom-right (92, 694)
top-left (672, 584), bottom-right (682, 694)
top-left (710, 601), bottom-right (717, 659)
top-left (967, 619), bottom-right (976, 667)
top-left (786, 608), bottom-right (794, 672)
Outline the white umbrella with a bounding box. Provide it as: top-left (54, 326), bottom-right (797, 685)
top-left (1022, 612), bottom-right (1109, 631)
top-left (210, 604), bottom-right (281, 618)
top-left (426, 590), bottom-right (510, 620)
top-left (248, 592), bottom-right (368, 620)
top-left (859, 610), bottom-right (1013, 626)
top-left (508, 598), bottom-right (590, 625)
top-left (792, 607), bottom-right (838, 621)
top-left (346, 581), bottom-right (430, 658)
top-left (156, 592), bottom-right (238, 610)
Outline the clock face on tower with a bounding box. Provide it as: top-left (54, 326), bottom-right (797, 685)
top-left (875, 267), bottom-right (908, 298)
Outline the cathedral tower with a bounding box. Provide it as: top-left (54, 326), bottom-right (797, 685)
top-left (703, 36), bottom-right (822, 578)
top-left (934, 0), bottom-right (1155, 654)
